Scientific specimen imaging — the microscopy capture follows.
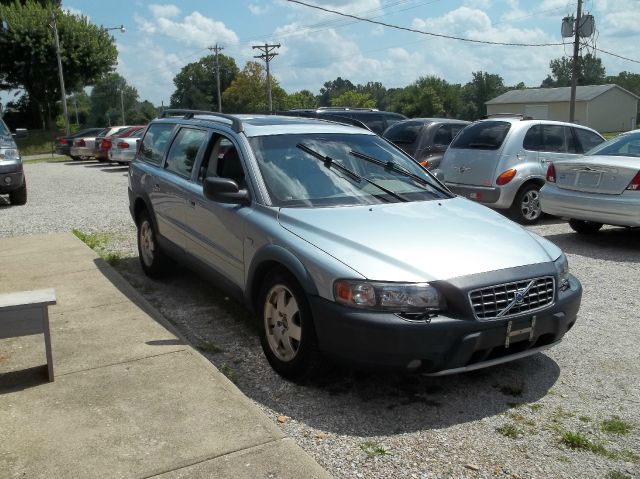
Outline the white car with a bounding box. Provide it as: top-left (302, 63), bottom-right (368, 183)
top-left (108, 128), bottom-right (145, 164)
top-left (540, 129), bottom-right (640, 233)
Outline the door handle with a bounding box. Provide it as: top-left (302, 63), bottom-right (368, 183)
top-left (152, 183), bottom-right (160, 192)
top-left (188, 199), bottom-right (196, 207)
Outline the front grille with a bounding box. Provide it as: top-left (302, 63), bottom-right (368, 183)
top-left (469, 276), bottom-right (555, 320)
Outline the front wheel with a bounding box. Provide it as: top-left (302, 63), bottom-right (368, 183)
top-left (9, 180), bottom-right (27, 205)
top-left (137, 209), bottom-right (171, 277)
top-left (511, 184), bottom-right (542, 225)
top-left (569, 219), bottom-right (603, 234)
top-left (258, 270), bottom-right (321, 380)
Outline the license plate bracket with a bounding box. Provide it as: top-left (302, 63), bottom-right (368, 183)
top-left (505, 315), bottom-right (536, 348)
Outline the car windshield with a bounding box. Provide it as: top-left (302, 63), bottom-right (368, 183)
top-left (585, 131), bottom-right (640, 158)
top-left (450, 121), bottom-right (510, 150)
top-left (250, 133), bottom-right (451, 207)
top-left (0, 120), bottom-right (10, 137)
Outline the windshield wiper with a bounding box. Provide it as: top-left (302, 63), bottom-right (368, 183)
top-left (296, 143), bottom-right (409, 202)
top-left (349, 149), bottom-right (451, 196)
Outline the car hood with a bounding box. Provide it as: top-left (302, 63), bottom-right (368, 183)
top-left (278, 197), bottom-right (560, 282)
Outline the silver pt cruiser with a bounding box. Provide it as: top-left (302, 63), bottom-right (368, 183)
top-left (128, 111), bottom-right (582, 380)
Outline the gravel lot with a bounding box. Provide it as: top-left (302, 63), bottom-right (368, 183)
top-left (3, 161), bottom-right (639, 479)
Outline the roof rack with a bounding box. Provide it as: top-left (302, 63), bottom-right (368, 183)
top-left (484, 113), bottom-right (533, 121)
top-left (316, 107), bottom-right (379, 112)
top-left (158, 109), bottom-right (243, 133)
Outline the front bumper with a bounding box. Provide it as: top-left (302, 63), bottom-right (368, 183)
top-left (310, 271), bottom-right (582, 374)
top-left (0, 161), bottom-right (24, 194)
top-left (540, 184), bottom-right (640, 227)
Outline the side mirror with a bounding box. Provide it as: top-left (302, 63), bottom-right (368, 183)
top-left (12, 128), bottom-right (28, 139)
top-left (203, 177), bottom-right (249, 205)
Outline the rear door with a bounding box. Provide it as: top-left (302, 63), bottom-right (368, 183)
top-left (442, 120), bottom-right (510, 186)
top-left (537, 124), bottom-right (580, 169)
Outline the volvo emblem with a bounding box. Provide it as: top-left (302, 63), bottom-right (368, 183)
top-left (515, 291), bottom-right (525, 304)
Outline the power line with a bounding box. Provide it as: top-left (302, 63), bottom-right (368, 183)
top-left (583, 44), bottom-right (640, 64)
top-left (286, 0), bottom-right (564, 47)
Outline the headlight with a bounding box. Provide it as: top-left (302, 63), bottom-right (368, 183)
top-left (554, 254), bottom-right (570, 290)
top-left (334, 280), bottom-right (446, 312)
top-left (0, 148), bottom-right (19, 161)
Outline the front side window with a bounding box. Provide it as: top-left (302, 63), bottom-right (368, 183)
top-left (165, 127), bottom-right (208, 178)
top-left (541, 125), bottom-right (575, 153)
top-left (383, 121), bottom-right (423, 144)
top-left (450, 121), bottom-right (510, 150)
top-left (139, 123), bottom-right (175, 165)
top-left (250, 133), bottom-right (451, 207)
top-left (433, 125), bottom-right (452, 146)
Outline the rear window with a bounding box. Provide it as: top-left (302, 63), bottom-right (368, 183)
top-left (450, 121), bottom-right (510, 150)
top-left (383, 121), bottom-right (424, 144)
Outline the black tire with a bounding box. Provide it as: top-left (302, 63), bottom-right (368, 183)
top-left (510, 183), bottom-right (542, 225)
top-left (136, 209), bottom-right (171, 278)
top-left (9, 180), bottom-right (27, 205)
top-left (569, 219), bottom-right (603, 234)
top-left (70, 155), bottom-right (81, 161)
top-left (257, 269), bottom-right (322, 380)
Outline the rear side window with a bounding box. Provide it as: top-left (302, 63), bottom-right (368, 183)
top-left (541, 125), bottom-right (575, 153)
top-left (433, 125), bottom-right (452, 146)
top-left (450, 121), bottom-right (510, 150)
top-left (383, 121), bottom-right (423, 144)
top-left (139, 123), bottom-right (175, 165)
top-left (575, 128), bottom-right (604, 153)
top-left (165, 127), bottom-right (208, 178)
top-left (354, 113), bottom-right (385, 135)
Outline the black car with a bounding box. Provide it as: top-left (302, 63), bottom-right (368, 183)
top-left (383, 118), bottom-right (470, 170)
top-left (55, 128), bottom-right (104, 159)
top-left (286, 108), bottom-right (407, 135)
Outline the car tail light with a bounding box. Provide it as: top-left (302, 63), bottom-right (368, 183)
top-left (117, 142), bottom-right (129, 149)
top-left (59, 138), bottom-right (68, 145)
top-left (546, 164), bottom-right (556, 183)
top-left (77, 139), bottom-right (86, 147)
top-left (626, 171), bottom-right (640, 191)
top-left (102, 139), bottom-right (111, 149)
top-left (496, 168), bottom-right (517, 185)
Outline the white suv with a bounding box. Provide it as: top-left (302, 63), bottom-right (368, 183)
top-left (437, 118), bottom-right (604, 224)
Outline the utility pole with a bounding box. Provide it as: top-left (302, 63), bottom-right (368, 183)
top-left (73, 95), bottom-right (79, 126)
top-left (252, 43), bottom-right (280, 113)
top-left (120, 89), bottom-right (125, 124)
top-left (208, 45), bottom-right (224, 112)
top-left (569, 0), bottom-right (582, 123)
top-left (51, 11), bottom-right (70, 135)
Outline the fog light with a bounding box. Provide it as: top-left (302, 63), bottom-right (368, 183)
top-left (407, 359), bottom-right (422, 369)
top-left (4, 177), bottom-right (11, 185)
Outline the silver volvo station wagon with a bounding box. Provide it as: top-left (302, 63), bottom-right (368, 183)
top-left (128, 110), bottom-right (582, 380)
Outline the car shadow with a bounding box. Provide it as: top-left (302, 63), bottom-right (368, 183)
top-left (99, 256), bottom-right (561, 436)
top-left (64, 160), bottom-right (96, 166)
top-left (544, 227), bottom-right (640, 263)
top-left (101, 167), bottom-right (129, 173)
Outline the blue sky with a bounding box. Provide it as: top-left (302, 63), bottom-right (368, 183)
top-left (12, 1), bottom-right (640, 106)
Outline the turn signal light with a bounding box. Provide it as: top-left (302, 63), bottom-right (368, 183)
top-left (626, 171), bottom-right (640, 191)
top-left (546, 164), bottom-right (556, 183)
top-left (419, 160), bottom-right (429, 168)
top-left (496, 168), bottom-right (517, 185)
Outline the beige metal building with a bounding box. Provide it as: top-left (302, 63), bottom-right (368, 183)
top-left (486, 84), bottom-right (639, 133)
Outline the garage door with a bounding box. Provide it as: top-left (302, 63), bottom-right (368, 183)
top-left (525, 105), bottom-right (549, 120)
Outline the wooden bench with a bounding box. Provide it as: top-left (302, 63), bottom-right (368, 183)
top-left (0, 289), bottom-right (57, 382)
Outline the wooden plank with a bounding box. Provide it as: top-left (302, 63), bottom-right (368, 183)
top-left (0, 288), bottom-right (57, 310)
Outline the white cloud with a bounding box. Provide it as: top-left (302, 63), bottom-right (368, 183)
top-left (248, 3), bottom-right (271, 15)
top-left (149, 4), bottom-right (181, 19)
top-left (135, 7), bottom-right (239, 48)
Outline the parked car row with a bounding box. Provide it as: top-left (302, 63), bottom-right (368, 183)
top-left (57, 124), bottom-right (147, 165)
top-left (127, 109), bottom-right (582, 380)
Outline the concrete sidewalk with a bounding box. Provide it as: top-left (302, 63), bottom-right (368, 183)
top-left (0, 233), bottom-right (330, 479)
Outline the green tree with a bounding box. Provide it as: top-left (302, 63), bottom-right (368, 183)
top-left (356, 81), bottom-right (389, 110)
top-left (169, 53), bottom-right (238, 111)
top-left (541, 54), bottom-right (606, 87)
top-left (89, 73), bottom-right (139, 126)
top-left (0, 1), bottom-right (118, 127)
top-left (318, 77), bottom-right (355, 106)
top-left (286, 90), bottom-right (318, 109)
top-left (391, 76), bottom-right (461, 118)
top-left (330, 90), bottom-right (376, 108)
top-left (461, 71), bottom-right (506, 120)
top-left (222, 61), bottom-right (287, 113)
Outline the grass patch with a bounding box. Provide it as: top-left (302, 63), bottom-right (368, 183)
top-left (197, 341), bottom-right (225, 354)
top-left (72, 229), bottom-right (125, 265)
top-left (556, 455), bottom-right (571, 463)
top-left (360, 441), bottom-right (389, 458)
top-left (496, 423), bottom-right (524, 439)
top-left (601, 417), bottom-right (632, 435)
top-left (218, 363), bottom-right (235, 382)
top-left (578, 415), bottom-right (591, 423)
top-left (15, 129), bottom-right (61, 156)
top-left (606, 471), bottom-right (631, 479)
top-left (560, 431), bottom-right (612, 457)
top-left (529, 404), bottom-right (543, 412)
